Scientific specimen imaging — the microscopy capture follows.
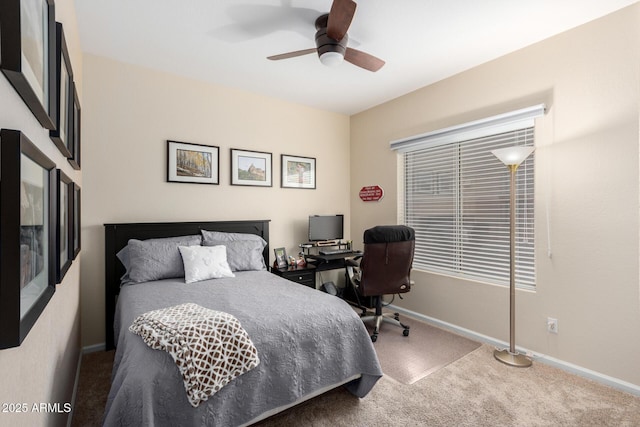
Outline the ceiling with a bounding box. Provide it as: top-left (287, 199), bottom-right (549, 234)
top-left (75, 0), bottom-right (638, 115)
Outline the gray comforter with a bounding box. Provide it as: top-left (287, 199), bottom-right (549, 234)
top-left (103, 271), bottom-right (382, 426)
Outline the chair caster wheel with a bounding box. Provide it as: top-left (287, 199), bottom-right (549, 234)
top-left (403, 329), bottom-right (409, 337)
top-left (394, 313), bottom-right (400, 321)
top-left (371, 334), bottom-right (378, 342)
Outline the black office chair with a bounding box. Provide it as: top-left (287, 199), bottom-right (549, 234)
top-left (346, 225), bottom-right (415, 342)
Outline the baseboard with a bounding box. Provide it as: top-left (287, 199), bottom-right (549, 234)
top-left (82, 342), bottom-right (106, 354)
top-left (67, 350), bottom-right (83, 427)
top-left (389, 304), bottom-right (640, 397)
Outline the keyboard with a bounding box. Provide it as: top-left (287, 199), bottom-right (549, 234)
top-left (318, 249), bottom-right (356, 256)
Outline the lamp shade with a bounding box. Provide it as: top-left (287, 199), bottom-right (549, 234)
top-left (319, 51), bottom-right (344, 67)
top-left (491, 146), bottom-right (535, 166)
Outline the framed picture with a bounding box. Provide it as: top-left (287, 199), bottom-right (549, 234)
top-left (167, 140), bottom-right (219, 185)
top-left (0, 0), bottom-right (57, 130)
top-left (49, 22), bottom-right (73, 157)
top-left (71, 183), bottom-right (81, 259)
top-left (281, 154), bottom-right (316, 189)
top-left (67, 83), bottom-right (81, 170)
top-left (56, 169), bottom-right (73, 283)
top-left (230, 149), bottom-right (272, 187)
top-left (0, 129), bottom-right (56, 349)
top-left (274, 247), bottom-right (288, 269)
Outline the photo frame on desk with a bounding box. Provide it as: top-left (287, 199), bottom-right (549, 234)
top-left (274, 247), bottom-right (288, 269)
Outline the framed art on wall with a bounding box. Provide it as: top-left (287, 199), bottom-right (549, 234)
top-left (72, 183), bottom-right (81, 259)
top-left (167, 140), bottom-right (219, 185)
top-left (49, 22), bottom-right (73, 158)
top-left (67, 83), bottom-right (81, 170)
top-left (230, 149), bottom-right (272, 187)
top-left (56, 169), bottom-right (73, 283)
top-left (281, 154), bottom-right (316, 189)
top-left (0, 0), bottom-right (57, 130)
top-left (0, 129), bottom-right (56, 349)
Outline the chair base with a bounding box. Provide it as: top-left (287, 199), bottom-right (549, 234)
top-left (360, 310), bottom-right (410, 342)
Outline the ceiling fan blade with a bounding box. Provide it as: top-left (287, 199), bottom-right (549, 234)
top-left (211, 5), bottom-right (321, 43)
top-left (327, 0), bottom-right (356, 41)
top-left (344, 48), bottom-right (385, 72)
top-left (267, 48), bottom-right (317, 61)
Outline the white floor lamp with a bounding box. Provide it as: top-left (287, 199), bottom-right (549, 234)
top-left (491, 146), bottom-right (534, 368)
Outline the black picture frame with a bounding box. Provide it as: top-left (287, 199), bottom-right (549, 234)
top-left (230, 148), bottom-right (272, 187)
top-left (56, 169), bottom-right (73, 283)
top-left (49, 22), bottom-right (73, 157)
top-left (281, 154), bottom-right (316, 189)
top-left (0, 129), bottom-right (56, 349)
top-left (167, 140), bottom-right (219, 185)
top-left (274, 247), bottom-right (288, 269)
top-left (0, 0), bottom-right (57, 130)
top-left (67, 83), bottom-right (81, 170)
top-left (72, 183), bottom-right (81, 259)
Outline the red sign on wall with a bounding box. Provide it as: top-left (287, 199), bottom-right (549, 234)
top-left (359, 185), bottom-right (384, 202)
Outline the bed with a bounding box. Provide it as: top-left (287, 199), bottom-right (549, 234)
top-left (103, 220), bottom-right (382, 426)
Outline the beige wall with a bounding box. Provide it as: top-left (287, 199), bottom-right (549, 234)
top-left (80, 54), bottom-right (351, 346)
top-left (0, 1), bottom-right (83, 426)
top-left (351, 4), bottom-right (640, 387)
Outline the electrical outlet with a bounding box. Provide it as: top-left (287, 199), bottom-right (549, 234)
top-left (547, 317), bottom-right (558, 334)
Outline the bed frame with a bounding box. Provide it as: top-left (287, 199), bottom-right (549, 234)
top-left (104, 220), bottom-right (270, 350)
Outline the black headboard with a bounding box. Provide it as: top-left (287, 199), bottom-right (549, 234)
top-left (104, 220), bottom-right (270, 350)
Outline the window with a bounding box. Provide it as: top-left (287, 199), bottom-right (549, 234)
top-left (391, 105), bottom-right (543, 289)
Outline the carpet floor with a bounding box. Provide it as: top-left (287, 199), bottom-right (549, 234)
top-left (71, 319), bottom-right (640, 426)
top-left (71, 350), bottom-right (114, 427)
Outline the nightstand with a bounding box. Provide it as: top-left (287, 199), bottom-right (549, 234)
top-left (270, 264), bottom-right (316, 289)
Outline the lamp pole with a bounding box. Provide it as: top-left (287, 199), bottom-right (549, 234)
top-left (491, 146), bottom-right (534, 368)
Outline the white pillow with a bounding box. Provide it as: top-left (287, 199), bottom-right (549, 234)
top-left (178, 245), bottom-right (235, 284)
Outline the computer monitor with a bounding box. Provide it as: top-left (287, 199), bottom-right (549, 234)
top-left (308, 215), bottom-right (344, 242)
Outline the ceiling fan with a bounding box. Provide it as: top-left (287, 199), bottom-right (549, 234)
top-left (267, 0), bottom-right (385, 72)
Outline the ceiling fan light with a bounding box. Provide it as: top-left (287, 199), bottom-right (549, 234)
top-left (319, 51), bottom-right (344, 67)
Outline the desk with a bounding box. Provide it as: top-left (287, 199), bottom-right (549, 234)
top-left (271, 252), bottom-right (363, 290)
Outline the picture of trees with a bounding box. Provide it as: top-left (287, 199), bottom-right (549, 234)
top-left (176, 149), bottom-right (212, 178)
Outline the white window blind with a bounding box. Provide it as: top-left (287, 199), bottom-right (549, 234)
top-left (392, 106), bottom-right (542, 288)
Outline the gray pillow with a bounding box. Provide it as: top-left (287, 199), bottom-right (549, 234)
top-left (125, 235), bottom-right (202, 283)
top-left (201, 229), bottom-right (267, 247)
top-left (203, 240), bottom-right (266, 272)
top-left (117, 234), bottom-right (203, 271)
top-left (116, 246), bottom-right (131, 277)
